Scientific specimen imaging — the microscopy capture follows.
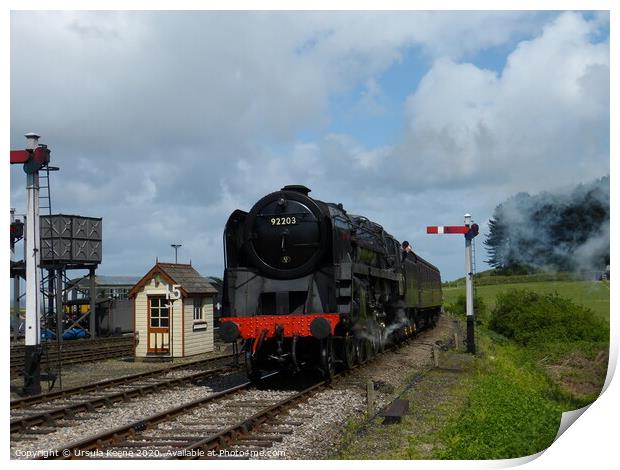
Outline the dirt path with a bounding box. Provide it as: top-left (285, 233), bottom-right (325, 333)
top-left (333, 348), bottom-right (475, 459)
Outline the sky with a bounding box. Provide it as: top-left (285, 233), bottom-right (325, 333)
top-left (9, 10), bottom-right (610, 282)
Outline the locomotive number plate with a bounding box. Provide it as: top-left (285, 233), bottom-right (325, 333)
top-left (270, 216), bottom-right (297, 226)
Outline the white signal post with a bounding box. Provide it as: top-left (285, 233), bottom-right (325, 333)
top-left (10, 132), bottom-right (52, 395)
top-left (24, 133), bottom-right (42, 394)
top-left (464, 214), bottom-right (475, 354)
top-left (24, 133), bottom-right (41, 347)
top-left (427, 214), bottom-right (479, 353)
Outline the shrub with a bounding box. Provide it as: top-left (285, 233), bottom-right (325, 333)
top-left (446, 293), bottom-right (488, 325)
top-left (488, 289), bottom-right (608, 346)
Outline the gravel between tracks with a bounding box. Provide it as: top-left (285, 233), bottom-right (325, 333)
top-left (10, 371), bottom-right (247, 459)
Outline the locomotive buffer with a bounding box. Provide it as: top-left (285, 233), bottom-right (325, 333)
top-left (427, 214), bottom-right (479, 353)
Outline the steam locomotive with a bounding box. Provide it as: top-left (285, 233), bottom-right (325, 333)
top-left (219, 185), bottom-right (442, 379)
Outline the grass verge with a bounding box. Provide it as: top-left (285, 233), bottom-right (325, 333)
top-left (334, 319), bottom-right (605, 460)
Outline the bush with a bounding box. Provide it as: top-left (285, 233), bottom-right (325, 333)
top-left (488, 290), bottom-right (608, 346)
top-left (446, 293), bottom-right (488, 325)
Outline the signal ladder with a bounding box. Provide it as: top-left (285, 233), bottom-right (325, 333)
top-left (38, 163), bottom-right (62, 389)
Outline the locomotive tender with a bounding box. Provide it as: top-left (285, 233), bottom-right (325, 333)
top-left (219, 185), bottom-right (442, 379)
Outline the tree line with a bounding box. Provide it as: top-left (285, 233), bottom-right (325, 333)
top-left (484, 176), bottom-right (609, 274)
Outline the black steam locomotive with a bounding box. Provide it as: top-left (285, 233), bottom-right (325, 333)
top-left (219, 185), bottom-right (442, 379)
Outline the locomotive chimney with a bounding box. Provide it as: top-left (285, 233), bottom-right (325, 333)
top-left (281, 185), bottom-right (311, 196)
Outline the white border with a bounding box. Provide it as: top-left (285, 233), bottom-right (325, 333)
top-left (2, 2), bottom-right (616, 469)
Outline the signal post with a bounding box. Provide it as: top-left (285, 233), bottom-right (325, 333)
top-left (10, 133), bottom-right (51, 395)
top-left (427, 215), bottom-right (479, 353)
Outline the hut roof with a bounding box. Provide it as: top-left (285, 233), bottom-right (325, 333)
top-left (128, 263), bottom-right (217, 298)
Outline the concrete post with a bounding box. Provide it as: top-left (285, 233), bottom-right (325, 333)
top-left (432, 345), bottom-right (440, 367)
top-left (366, 380), bottom-right (375, 415)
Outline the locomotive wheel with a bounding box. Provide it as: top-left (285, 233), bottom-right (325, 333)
top-left (320, 338), bottom-right (336, 379)
top-left (376, 328), bottom-right (385, 354)
top-left (356, 338), bottom-right (369, 364)
top-left (371, 329), bottom-right (381, 356)
top-left (368, 336), bottom-right (377, 359)
top-left (342, 335), bottom-right (356, 370)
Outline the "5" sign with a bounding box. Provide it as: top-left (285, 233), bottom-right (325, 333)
top-left (166, 284), bottom-right (181, 301)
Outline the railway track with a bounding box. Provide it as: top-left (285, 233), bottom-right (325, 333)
top-left (41, 372), bottom-right (324, 459)
top-left (10, 335), bottom-right (132, 354)
top-left (14, 320), bottom-right (447, 460)
top-left (10, 353), bottom-right (240, 436)
top-left (41, 349), bottom-right (395, 460)
top-left (10, 337), bottom-right (134, 377)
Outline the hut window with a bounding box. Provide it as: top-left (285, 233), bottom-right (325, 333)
top-left (150, 297), bottom-right (169, 328)
top-left (193, 299), bottom-right (203, 321)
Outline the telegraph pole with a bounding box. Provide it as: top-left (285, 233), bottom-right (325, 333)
top-left (427, 215), bottom-right (479, 353)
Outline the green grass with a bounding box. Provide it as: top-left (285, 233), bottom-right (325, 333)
top-left (443, 280), bottom-right (609, 322)
top-left (432, 334), bottom-right (565, 459)
top-left (334, 329), bottom-right (570, 460)
top-left (443, 271), bottom-right (583, 288)
top-left (333, 277), bottom-right (610, 460)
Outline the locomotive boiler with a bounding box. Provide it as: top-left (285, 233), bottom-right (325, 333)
top-left (219, 185), bottom-right (442, 379)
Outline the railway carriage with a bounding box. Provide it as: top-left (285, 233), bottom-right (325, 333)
top-left (219, 185), bottom-right (442, 379)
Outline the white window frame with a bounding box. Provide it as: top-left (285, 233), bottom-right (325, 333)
top-left (193, 298), bottom-right (203, 321)
top-left (149, 296), bottom-right (170, 328)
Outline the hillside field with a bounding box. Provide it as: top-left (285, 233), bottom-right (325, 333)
top-left (443, 280), bottom-right (610, 322)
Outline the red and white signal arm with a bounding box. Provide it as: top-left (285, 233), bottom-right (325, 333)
top-left (427, 224), bottom-right (479, 238)
top-left (427, 225), bottom-right (469, 234)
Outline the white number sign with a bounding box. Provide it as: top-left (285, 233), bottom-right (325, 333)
top-left (166, 284), bottom-right (181, 301)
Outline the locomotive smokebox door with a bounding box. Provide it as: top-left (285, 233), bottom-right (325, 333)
top-left (243, 186), bottom-right (329, 279)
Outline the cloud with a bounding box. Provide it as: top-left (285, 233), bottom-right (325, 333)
top-left (10, 11), bottom-right (549, 151)
top-left (354, 78), bottom-right (387, 116)
top-left (9, 11), bottom-right (609, 281)
top-left (394, 12), bottom-right (609, 193)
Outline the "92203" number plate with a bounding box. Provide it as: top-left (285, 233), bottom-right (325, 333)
top-left (270, 216), bottom-right (297, 226)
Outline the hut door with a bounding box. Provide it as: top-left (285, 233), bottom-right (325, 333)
top-left (147, 296), bottom-right (170, 353)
